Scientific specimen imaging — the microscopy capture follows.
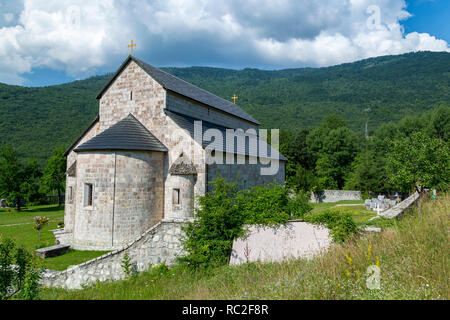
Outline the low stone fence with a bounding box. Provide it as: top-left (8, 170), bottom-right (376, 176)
top-left (371, 192), bottom-right (420, 220)
top-left (41, 219), bottom-right (188, 290)
top-left (310, 190), bottom-right (362, 203)
top-left (229, 221), bottom-right (332, 265)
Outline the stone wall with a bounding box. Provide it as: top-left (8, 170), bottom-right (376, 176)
top-left (64, 121), bottom-right (100, 233)
top-left (310, 190), bottom-right (362, 203)
top-left (71, 150), bottom-right (165, 250)
top-left (207, 155), bottom-right (285, 191)
top-left (42, 219), bottom-right (187, 290)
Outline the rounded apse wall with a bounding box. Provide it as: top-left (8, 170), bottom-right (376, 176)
top-left (72, 151), bottom-right (165, 250)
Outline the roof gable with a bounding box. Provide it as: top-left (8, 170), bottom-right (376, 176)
top-left (96, 56), bottom-right (260, 125)
top-left (74, 114), bottom-right (167, 153)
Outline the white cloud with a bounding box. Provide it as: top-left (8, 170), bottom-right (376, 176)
top-left (0, 0), bottom-right (448, 84)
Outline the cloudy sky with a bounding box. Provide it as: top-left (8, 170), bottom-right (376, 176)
top-left (0, 0), bottom-right (449, 86)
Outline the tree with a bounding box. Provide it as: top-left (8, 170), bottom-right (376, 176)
top-left (41, 147), bottom-right (66, 207)
top-left (345, 150), bottom-right (389, 195)
top-left (386, 132), bottom-right (450, 193)
top-left (315, 127), bottom-right (359, 189)
top-left (427, 104), bottom-right (450, 141)
top-left (0, 146), bottom-right (41, 210)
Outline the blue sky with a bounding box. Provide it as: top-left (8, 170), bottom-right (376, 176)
top-left (0, 0), bottom-right (448, 87)
top-left (403, 0), bottom-right (449, 42)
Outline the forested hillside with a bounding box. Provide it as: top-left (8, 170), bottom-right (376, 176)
top-left (0, 51), bottom-right (449, 164)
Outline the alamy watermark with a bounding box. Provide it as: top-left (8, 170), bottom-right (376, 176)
top-left (172, 121), bottom-right (282, 176)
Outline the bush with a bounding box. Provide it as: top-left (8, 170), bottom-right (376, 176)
top-left (178, 178), bottom-right (245, 268)
top-left (287, 191), bottom-right (312, 219)
top-left (0, 237), bottom-right (43, 300)
top-left (304, 210), bottom-right (358, 242)
top-left (238, 183), bottom-right (291, 225)
top-left (179, 178), bottom-right (312, 268)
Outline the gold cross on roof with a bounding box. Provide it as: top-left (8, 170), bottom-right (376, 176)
top-left (128, 40), bottom-right (136, 56)
top-left (231, 94), bottom-right (238, 104)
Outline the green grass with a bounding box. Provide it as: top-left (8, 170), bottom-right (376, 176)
top-left (0, 204), bottom-right (108, 270)
top-left (309, 200), bottom-right (375, 226)
top-left (43, 249), bottom-right (110, 271)
top-left (41, 194), bottom-right (449, 300)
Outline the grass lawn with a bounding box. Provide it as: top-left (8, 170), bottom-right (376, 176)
top-left (0, 205), bottom-right (108, 270)
top-left (309, 200), bottom-right (376, 226)
top-left (41, 194), bottom-right (449, 300)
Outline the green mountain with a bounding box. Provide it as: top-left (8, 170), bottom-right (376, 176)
top-left (0, 51), bottom-right (449, 165)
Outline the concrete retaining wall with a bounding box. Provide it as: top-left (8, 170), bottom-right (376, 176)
top-left (310, 190), bottom-right (362, 203)
top-left (41, 219), bottom-right (187, 290)
top-left (229, 221), bottom-right (332, 265)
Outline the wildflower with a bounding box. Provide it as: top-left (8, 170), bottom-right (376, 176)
top-left (345, 254), bottom-right (352, 265)
top-left (367, 245), bottom-right (372, 259)
top-left (375, 256), bottom-right (380, 267)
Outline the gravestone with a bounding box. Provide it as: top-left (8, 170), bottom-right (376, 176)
top-left (0, 199), bottom-right (6, 208)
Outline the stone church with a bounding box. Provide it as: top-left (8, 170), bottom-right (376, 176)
top-left (60, 55), bottom-right (286, 251)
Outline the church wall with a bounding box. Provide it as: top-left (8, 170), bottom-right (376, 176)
top-left (72, 151), bottom-right (165, 250)
top-left (207, 155), bottom-right (286, 192)
top-left (97, 60), bottom-right (208, 220)
top-left (112, 151), bottom-right (165, 246)
top-left (64, 121), bottom-right (100, 234)
top-left (72, 152), bottom-right (116, 249)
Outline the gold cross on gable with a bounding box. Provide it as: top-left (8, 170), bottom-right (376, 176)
top-left (231, 94), bottom-right (238, 104)
top-left (128, 40), bottom-right (136, 56)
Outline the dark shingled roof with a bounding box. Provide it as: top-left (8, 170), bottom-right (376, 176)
top-left (165, 109), bottom-right (287, 161)
top-left (96, 55), bottom-right (259, 125)
top-left (74, 114), bottom-right (168, 153)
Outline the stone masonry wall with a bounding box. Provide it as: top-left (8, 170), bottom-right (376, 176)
top-left (72, 151), bottom-right (165, 250)
top-left (42, 219), bottom-right (187, 290)
top-left (98, 60), bottom-right (207, 220)
top-left (310, 190), bottom-right (362, 203)
top-left (207, 155), bottom-right (285, 191)
top-left (65, 121), bottom-right (100, 234)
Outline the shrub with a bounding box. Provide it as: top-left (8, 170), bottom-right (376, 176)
top-left (0, 237), bottom-right (43, 300)
top-left (178, 178), bottom-right (245, 268)
top-left (237, 183), bottom-right (291, 225)
top-left (179, 178), bottom-right (313, 268)
top-left (304, 210), bottom-right (358, 242)
top-left (287, 191), bottom-right (312, 219)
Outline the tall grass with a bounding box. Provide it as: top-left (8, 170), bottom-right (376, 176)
top-left (41, 194), bottom-right (449, 300)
